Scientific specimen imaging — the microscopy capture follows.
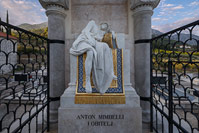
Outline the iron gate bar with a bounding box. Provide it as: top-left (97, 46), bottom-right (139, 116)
top-left (11, 102), bottom-right (48, 133)
top-left (150, 19), bottom-right (199, 133)
top-left (168, 61), bottom-right (173, 133)
top-left (0, 20), bottom-right (50, 133)
top-left (150, 38), bottom-right (153, 132)
top-left (151, 101), bottom-right (189, 133)
top-left (151, 59), bottom-right (198, 132)
top-left (45, 42), bottom-right (50, 132)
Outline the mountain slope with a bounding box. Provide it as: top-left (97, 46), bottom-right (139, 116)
top-left (152, 29), bottom-right (199, 46)
top-left (171, 33), bottom-right (199, 46)
top-left (18, 22), bottom-right (48, 30)
top-left (152, 29), bottom-right (163, 37)
top-left (16, 23), bottom-right (199, 46)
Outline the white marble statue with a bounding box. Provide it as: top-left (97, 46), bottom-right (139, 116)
top-left (70, 20), bottom-right (117, 94)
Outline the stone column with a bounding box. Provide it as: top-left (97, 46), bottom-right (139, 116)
top-left (131, 0), bottom-right (160, 123)
top-left (39, 0), bottom-right (69, 123)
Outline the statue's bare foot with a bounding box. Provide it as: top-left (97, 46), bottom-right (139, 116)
top-left (86, 77), bottom-right (92, 93)
top-left (113, 74), bottom-right (117, 80)
top-left (86, 82), bottom-right (92, 93)
top-left (100, 91), bottom-right (104, 95)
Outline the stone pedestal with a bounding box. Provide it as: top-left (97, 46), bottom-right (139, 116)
top-left (59, 86), bottom-right (142, 133)
top-left (59, 45), bottom-right (142, 132)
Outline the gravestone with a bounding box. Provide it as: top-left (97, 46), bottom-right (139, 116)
top-left (39, 0), bottom-right (160, 129)
top-left (58, 29), bottom-right (142, 132)
top-left (0, 37), bottom-right (17, 74)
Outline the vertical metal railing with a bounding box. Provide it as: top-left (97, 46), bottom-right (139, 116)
top-left (168, 61), bottom-right (173, 133)
top-left (0, 20), bottom-right (50, 133)
top-left (47, 40), bottom-right (50, 132)
top-left (150, 39), bottom-right (153, 132)
top-left (151, 20), bottom-right (199, 133)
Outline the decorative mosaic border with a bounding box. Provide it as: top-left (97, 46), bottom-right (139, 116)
top-left (76, 49), bottom-right (124, 95)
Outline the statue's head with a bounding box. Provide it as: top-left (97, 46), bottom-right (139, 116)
top-left (100, 23), bottom-right (109, 32)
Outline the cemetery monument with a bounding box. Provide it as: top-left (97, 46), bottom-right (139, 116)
top-left (39, 0), bottom-right (160, 132)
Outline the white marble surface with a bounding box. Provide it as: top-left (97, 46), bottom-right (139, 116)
top-left (70, 20), bottom-right (116, 94)
top-left (68, 48), bottom-right (130, 88)
top-left (59, 42), bottom-right (142, 132)
top-left (116, 33), bottom-right (125, 49)
top-left (59, 86), bottom-right (142, 133)
top-left (39, 0), bottom-right (160, 126)
top-left (64, 0), bottom-right (135, 90)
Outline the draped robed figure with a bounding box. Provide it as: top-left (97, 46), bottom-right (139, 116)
top-left (70, 20), bottom-right (116, 94)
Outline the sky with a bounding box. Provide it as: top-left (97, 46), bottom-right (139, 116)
top-left (152, 0), bottom-right (199, 33)
top-left (0, 0), bottom-right (46, 25)
top-left (0, 0), bottom-right (199, 33)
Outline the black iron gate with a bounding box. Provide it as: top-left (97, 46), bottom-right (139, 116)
top-left (0, 21), bottom-right (50, 133)
top-left (151, 20), bottom-right (199, 133)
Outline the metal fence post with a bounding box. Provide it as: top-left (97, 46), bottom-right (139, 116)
top-left (168, 61), bottom-right (173, 133)
top-left (0, 20), bottom-right (51, 133)
top-left (150, 40), bottom-right (153, 132)
top-left (47, 40), bottom-right (50, 132)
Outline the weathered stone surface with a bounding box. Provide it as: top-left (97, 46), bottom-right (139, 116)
top-left (125, 36), bottom-right (135, 87)
top-left (130, 0), bottom-right (160, 10)
top-left (64, 0), bottom-right (135, 89)
top-left (39, 1), bottom-right (67, 122)
top-left (59, 86), bottom-right (142, 133)
top-left (71, 0), bottom-right (128, 34)
top-left (59, 42), bottom-right (142, 132)
top-left (39, 0), bottom-right (69, 10)
top-left (134, 42), bottom-right (150, 122)
top-left (65, 39), bottom-right (74, 88)
top-left (132, 0), bottom-right (159, 122)
top-left (38, 0), bottom-right (160, 126)
top-left (66, 33), bottom-right (127, 88)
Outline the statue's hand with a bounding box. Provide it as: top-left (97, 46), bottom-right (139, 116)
top-left (89, 39), bottom-right (96, 47)
top-left (94, 34), bottom-right (102, 42)
top-left (112, 31), bottom-right (116, 39)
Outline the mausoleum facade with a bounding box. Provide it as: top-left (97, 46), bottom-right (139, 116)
top-left (39, 0), bottom-right (160, 127)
